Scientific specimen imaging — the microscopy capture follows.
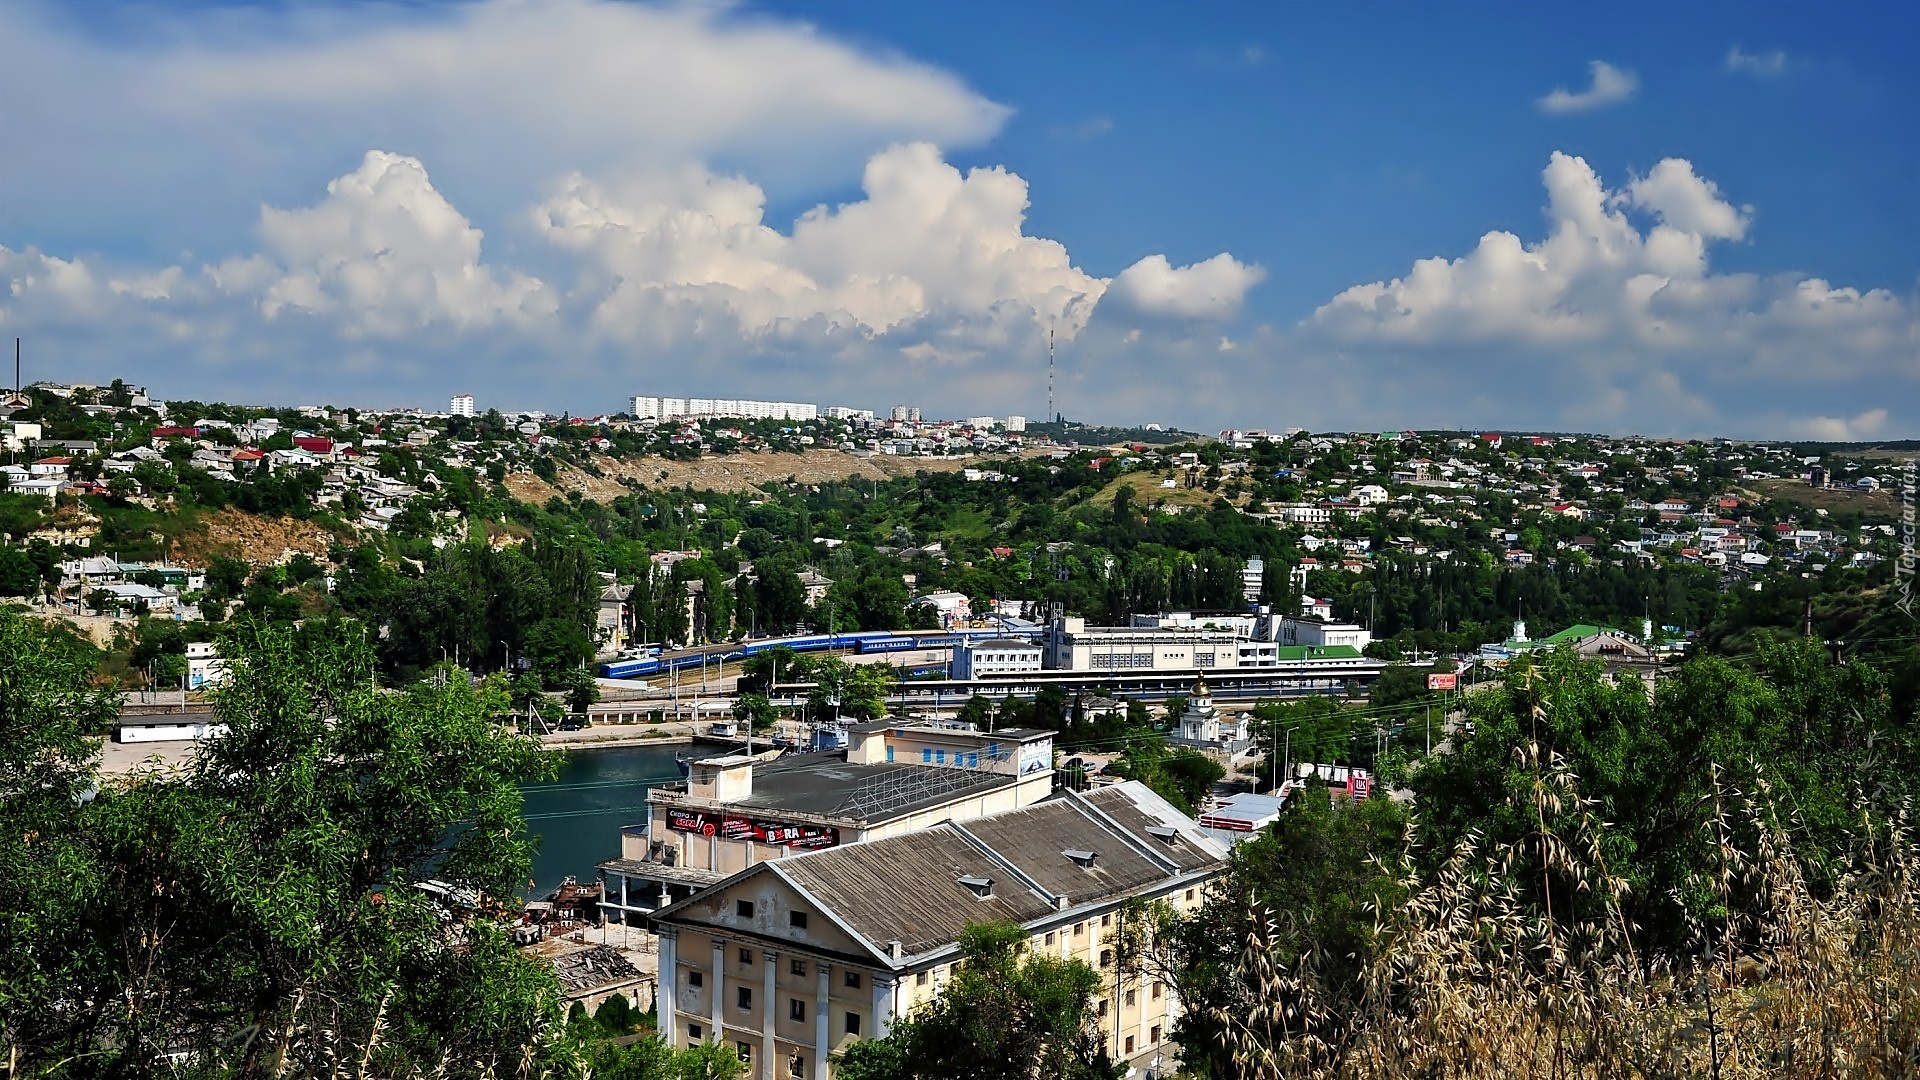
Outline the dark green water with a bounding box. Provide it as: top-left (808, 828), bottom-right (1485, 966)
top-left (519, 744), bottom-right (686, 895)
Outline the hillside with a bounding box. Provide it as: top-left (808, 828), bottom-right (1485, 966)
top-left (507, 448), bottom-right (1034, 502)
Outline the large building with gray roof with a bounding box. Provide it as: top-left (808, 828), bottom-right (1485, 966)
top-left (598, 724), bottom-right (1058, 922)
top-left (648, 781), bottom-right (1225, 1080)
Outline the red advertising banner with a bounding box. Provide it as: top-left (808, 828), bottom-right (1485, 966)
top-left (1426, 673), bottom-right (1458, 691)
top-left (667, 808), bottom-right (839, 849)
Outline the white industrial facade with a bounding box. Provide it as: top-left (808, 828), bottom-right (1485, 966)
top-left (951, 639), bottom-right (1045, 679)
top-left (1043, 615), bottom-right (1368, 672)
top-left (630, 396), bottom-right (818, 422)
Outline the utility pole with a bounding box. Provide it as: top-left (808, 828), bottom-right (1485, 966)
top-left (1047, 327), bottom-right (1060, 425)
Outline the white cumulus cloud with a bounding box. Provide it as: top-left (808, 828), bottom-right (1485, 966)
top-left (1793, 409), bottom-right (1888, 441)
top-left (1725, 46), bottom-right (1787, 78)
top-left (1108, 253), bottom-right (1265, 319)
top-left (1537, 60), bottom-right (1638, 114)
top-left (1300, 151), bottom-right (1918, 434)
top-left (0, 0), bottom-right (1011, 257)
top-left (232, 151), bottom-right (550, 335)
top-left (1622, 159), bottom-right (1751, 241)
top-left (537, 142), bottom-right (1125, 341)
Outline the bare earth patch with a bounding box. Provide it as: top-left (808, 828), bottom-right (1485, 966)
top-left (171, 509), bottom-right (344, 567)
top-left (509, 449), bottom-right (1035, 501)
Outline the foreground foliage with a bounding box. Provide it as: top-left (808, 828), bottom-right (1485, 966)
top-left (0, 611), bottom-right (734, 1079)
top-left (1171, 645), bottom-right (1920, 1077)
top-left (833, 923), bottom-right (1120, 1080)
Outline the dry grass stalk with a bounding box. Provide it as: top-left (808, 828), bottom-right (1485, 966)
top-left (1207, 754), bottom-right (1920, 1079)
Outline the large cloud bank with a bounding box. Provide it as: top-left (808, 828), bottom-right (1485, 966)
top-left (0, 0), bottom-right (1911, 435)
top-left (1298, 152), bottom-right (1916, 436)
top-left (0, 141), bottom-right (1261, 411)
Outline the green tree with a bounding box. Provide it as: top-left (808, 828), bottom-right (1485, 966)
top-left (593, 991), bottom-right (636, 1034)
top-left (838, 922), bottom-right (1121, 1080)
top-left (0, 545), bottom-right (39, 596)
top-left (1105, 740), bottom-right (1224, 814)
top-left (0, 611), bottom-right (116, 1055)
top-left (844, 569), bottom-right (911, 631)
top-left (808, 657), bottom-right (895, 722)
top-left (752, 558), bottom-right (809, 635)
top-left (955, 694), bottom-right (996, 728)
top-left (2, 615), bottom-right (622, 1075)
top-left (1409, 641), bottom-right (1915, 953)
top-left (1169, 791), bottom-right (1408, 1074)
top-left (204, 554), bottom-right (252, 602)
top-left (732, 691), bottom-right (778, 732)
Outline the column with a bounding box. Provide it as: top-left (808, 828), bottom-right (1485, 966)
top-left (813, 962), bottom-right (831, 1080)
top-left (870, 976), bottom-right (895, 1039)
top-left (619, 874), bottom-right (629, 915)
top-left (762, 951), bottom-right (778, 1080)
top-left (710, 938), bottom-right (726, 1042)
top-left (657, 929), bottom-right (678, 1042)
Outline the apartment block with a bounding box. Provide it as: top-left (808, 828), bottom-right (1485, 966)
top-left (650, 783), bottom-right (1225, 1079)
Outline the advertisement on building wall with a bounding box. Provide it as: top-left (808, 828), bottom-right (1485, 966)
top-left (666, 808), bottom-right (840, 849)
top-left (1018, 740), bottom-right (1051, 776)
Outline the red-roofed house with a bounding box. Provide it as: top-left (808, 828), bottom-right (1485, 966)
top-left (292, 436), bottom-right (334, 456)
top-left (151, 425), bottom-right (200, 439)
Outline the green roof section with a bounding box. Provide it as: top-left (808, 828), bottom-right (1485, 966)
top-left (1507, 624), bottom-right (1627, 650)
top-left (1274, 645), bottom-right (1366, 661)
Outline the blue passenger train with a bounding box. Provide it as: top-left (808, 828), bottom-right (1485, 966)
top-left (594, 626), bottom-right (1039, 679)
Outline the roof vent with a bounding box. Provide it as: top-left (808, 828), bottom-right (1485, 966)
top-left (1063, 849), bottom-right (1098, 870)
top-left (1146, 825), bottom-right (1181, 846)
top-left (957, 875), bottom-right (995, 899)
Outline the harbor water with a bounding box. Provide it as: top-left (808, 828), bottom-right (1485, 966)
top-left (519, 743), bottom-right (685, 895)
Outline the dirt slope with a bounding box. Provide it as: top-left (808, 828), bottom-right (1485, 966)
top-left (509, 449), bottom-right (1032, 501)
top-left (172, 509), bottom-right (342, 567)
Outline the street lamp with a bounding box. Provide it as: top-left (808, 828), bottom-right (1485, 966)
top-left (1276, 724), bottom-right (1301, 795)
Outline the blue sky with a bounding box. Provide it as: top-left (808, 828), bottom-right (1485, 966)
top-left (2, 0), bottom-right (1915, 437)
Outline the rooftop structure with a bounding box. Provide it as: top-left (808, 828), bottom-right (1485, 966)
top-left (599, 725), bottom-right (1056, 922)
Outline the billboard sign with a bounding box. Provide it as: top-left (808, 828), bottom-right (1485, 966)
top-left (667, 808), bottom-right (839, 849)
top-left (1426, 673), bottom-right (1458, 691)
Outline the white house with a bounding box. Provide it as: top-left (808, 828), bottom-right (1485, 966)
top-left (912, 591), bottom-right (972, 626)
top-left (186, 641), bottom-right (229, 689)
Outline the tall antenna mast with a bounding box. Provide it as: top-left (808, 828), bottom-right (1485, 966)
top-left (1047, 328), bottom-right (1055, 424)
top-left (13, 338), bottom-right (18, 397)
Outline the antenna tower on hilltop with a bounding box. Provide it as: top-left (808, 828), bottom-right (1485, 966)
top-left (1047, 328), bottom-right (1055, 424)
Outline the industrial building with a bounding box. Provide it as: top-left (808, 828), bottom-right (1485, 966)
top-left (1044, 612), bottom-right (1372, 674)
top-left (949, 638), bottom-right (1045, 679)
